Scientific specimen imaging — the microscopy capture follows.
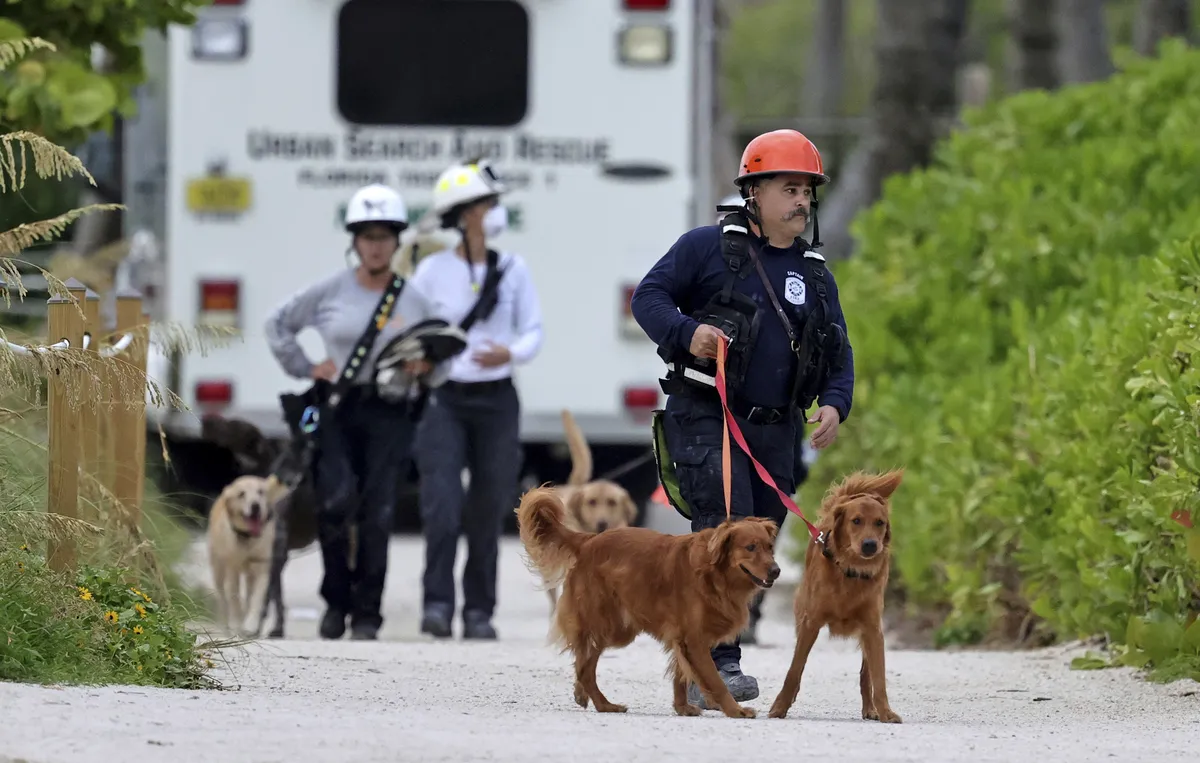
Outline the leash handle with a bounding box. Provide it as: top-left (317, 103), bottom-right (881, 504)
top-left (714, 337), bottom-right (823, 542)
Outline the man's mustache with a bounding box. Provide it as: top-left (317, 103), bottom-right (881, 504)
top-left (785, 207), bottom-right (809, 220)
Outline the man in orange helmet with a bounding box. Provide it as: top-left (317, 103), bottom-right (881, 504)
top-left (633, 129), bottom-right (854, 710)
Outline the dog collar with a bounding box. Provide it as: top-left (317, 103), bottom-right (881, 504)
top-left (232, 526), bottom-right (258, 541)
top-left (821, 545), bottom-right (874, 580)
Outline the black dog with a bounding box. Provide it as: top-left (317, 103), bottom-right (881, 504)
top-left (200, 416), bottom-right (319, 639)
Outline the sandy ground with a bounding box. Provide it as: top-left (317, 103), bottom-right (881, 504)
top-left (1, 513), bottom-right (1197, 763)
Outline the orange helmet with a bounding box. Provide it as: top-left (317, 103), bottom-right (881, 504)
top-left (735, 129), bottom-right (829, 187)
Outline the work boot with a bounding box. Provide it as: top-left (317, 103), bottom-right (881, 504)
top-left (686, 662), bottom-right (760, 709)
top-left (319, 609), bottom-right (347, 640)
top-left (462, 610), bottom-right (497, 640)
top-left (420, 607), bottom-right (452, 639)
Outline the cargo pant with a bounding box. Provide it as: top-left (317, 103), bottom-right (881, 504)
top-left (660, 390), bottom-right (796, 667)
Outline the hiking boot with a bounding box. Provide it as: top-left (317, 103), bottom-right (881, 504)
top-left (420, 608), bottom-right (453, 639)
top-left (319, 609), bottom-right (347, 640)
top-left (462, 610), bottom-right (497, 640)
top-left (686, 662), bottom-right (760, 709)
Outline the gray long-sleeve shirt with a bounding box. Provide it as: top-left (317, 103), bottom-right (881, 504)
top-left (264, 269), bottom-right (434, 383)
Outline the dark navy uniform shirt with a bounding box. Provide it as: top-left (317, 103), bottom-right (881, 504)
top-left (631, 225), bottom-right (854, 420)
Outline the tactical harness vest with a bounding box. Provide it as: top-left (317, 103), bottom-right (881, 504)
top-left (657, 208), bottom-right (848, 414)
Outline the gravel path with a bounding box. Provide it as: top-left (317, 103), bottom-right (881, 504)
top-left (1, 525), bottom-right (1196, 763)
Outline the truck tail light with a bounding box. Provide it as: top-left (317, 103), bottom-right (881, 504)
top-left (618, 24), bottom-right (672, 66)
top-left (623, 0), bottom-right (670, 9)
top-left (198, 279), bottom-right (240, 328)
top-left (195, 380), bottom-right (234, 407)
top-left (619, 283), bottom-right (646, 340)
top-left (623, 385), bottom-right (659, 411)
top-left (192, 17), bottom-right (249, 61)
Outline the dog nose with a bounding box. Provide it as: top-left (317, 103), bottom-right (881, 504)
top-left (767, 565), bottom-right (781, 581)
top-left (595, 521), bottom-right (608, 533)
top-left (249, 502), bottom-right (262, 519)
top-left (861, 539), bottom-right (878, 557)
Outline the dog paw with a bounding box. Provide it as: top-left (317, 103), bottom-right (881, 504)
top-left (865, 707), bottom-right (902, 723)
top-left (733, 705), bottom-right (757, 719)
top-left (573, 683), bottom-right (589, 709)
top-left (767, 704), bottom-right (790, 719)
top-left (595, 703), bottom-right (628, 713)
top-left (876, 708), bottom-right (902, 724)
top-left (673, 703), bottom-right (702, 717)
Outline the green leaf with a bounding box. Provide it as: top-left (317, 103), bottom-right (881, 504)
top-left (1070, 654), bottom-right (1111, 671)
top-left (1186, 531), bottom-right (1200, 564)
top-left (1183, 618), bottom-right (1200, 656)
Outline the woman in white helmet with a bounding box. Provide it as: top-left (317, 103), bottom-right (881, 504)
top-left (409, 159), bottom-right (544, 641)
top-left (264, 183), bottom-right (456, 641)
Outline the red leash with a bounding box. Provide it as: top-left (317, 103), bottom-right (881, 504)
top-left (715, 338), bottom-right (824, 543)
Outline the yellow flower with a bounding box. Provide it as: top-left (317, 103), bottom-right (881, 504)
top-left (18, 544), bottom-right (28, 552)
top-left (78, 587), bottom-right (93, 601)
top-left (164, 649), bottom-right (173, 660)
top-left (17, 561), bottom-right (25, 572)
top-left (136, 664), bottom-right (143, 672)
top-left (104, 610), bottom-right (119, 623)
top-left (205, 659), bottom-right (215, 669)
top-left (133, 626), bottom-right (144, 635)
top-left (131, 587), bottom-right (151, 603)
top-left (134, 603), bottom-right (147, 618)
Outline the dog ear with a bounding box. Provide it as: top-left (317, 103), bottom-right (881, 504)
top-left (706, 522), bottom-right (735, 566)
top-left (830, 504), bottom-right (848, 546)
top-left (620, 494), bottom-right (638, 525)
top-left (865, 469), bottom-right (904, 501)
top-left (564, 488), bottom-right (586, 526)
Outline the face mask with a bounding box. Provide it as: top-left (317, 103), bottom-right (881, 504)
top-left (483, 204), bottom-right (509, 239)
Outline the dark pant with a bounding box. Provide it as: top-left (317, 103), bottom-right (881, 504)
top-left (416, 378), bottom-right (522, 621)
top-left (662, 391), bottom-right (796, 667)
top-left (313, 387), bottom-right (415, 630)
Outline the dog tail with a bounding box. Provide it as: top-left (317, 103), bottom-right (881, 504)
top-left (516, 485), bottom-right (588, 589)
top-left (561, 409), bottom-right (593, 486)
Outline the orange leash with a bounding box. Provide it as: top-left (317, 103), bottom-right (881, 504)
top-left (714, 338), bottom-right (824, 542)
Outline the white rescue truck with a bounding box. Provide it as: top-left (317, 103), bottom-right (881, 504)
top-left (132, 0), bottom-right (718, 525)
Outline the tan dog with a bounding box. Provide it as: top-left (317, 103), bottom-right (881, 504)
top-left (768, 469), bottom-right (905, 723)
top-left (517, 486), bottom-right (780, 718)
top-left (546, 410), bottom-right (638, 614)
top-left (207, 475), bottom-right (287, 636)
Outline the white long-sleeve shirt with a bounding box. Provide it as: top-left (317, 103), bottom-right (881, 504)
top-left (410, 248), bottom-right (543, 383)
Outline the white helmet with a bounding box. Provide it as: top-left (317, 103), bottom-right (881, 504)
top-left (432, 160), bottom-right (506, 218)
top-left (345, 183), bottom-right (408, 233)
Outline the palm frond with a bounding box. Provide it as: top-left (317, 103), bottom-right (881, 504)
top-left (0, 37), bottom-right (55, 72)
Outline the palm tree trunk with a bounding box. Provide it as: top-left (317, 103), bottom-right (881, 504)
top-left (1057, 0), bottom-right (1114, 84)
top-left (1134, 0), bottom-right (1193, 56)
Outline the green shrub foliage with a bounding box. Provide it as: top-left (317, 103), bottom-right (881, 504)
top-left (799, 40), bottom-right (1200, 680)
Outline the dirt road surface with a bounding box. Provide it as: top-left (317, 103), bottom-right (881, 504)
top-left (1, 526), bottom-right (1196, 763)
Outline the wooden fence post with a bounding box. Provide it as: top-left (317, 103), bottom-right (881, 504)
top-left (80, 289), bottom-right (102, 524)
top-left (46, 279), bottom-right (88, 572)
top-left (111, 287), bottom-right (146, 531)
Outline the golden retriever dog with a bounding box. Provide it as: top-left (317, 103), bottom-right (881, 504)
top-left (544, 410), bottom-right (639, 615)
top-left (517, 486), bottom-right (779, 719)
top-left (768, 469), bottom-right (905, 723)
top-left (207, 475), bottom-right (287, 637)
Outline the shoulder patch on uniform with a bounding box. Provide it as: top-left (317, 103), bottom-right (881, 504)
top-left (803, 251), bottom-right (826, 262)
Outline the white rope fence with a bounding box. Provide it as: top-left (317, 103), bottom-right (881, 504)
top-left (1, 333), bottom-right (135, 358)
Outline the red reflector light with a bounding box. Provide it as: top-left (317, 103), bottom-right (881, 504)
top-left (200, 279), bottom-right (239, 311)
top-left (623, 386), bottom-right (659, 409)
top-left (621, 284), bottom-right (636, 315)
top-left (195, 380), bottom-right (234, 405)
top-left (623, 0), bottom-right (670, 9)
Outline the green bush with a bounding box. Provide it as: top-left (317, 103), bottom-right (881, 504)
top-left (798, 40), bottom-right (1200, 680)
top-left (0, 412), bottom-right (221, 688)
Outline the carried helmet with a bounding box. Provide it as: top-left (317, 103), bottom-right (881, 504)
top-left (345, 184), bottom-right (408, 233)
top-left (735, 129), bottom-right (829, 188)
top-left (432, 160), bottom-right (507, 220)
